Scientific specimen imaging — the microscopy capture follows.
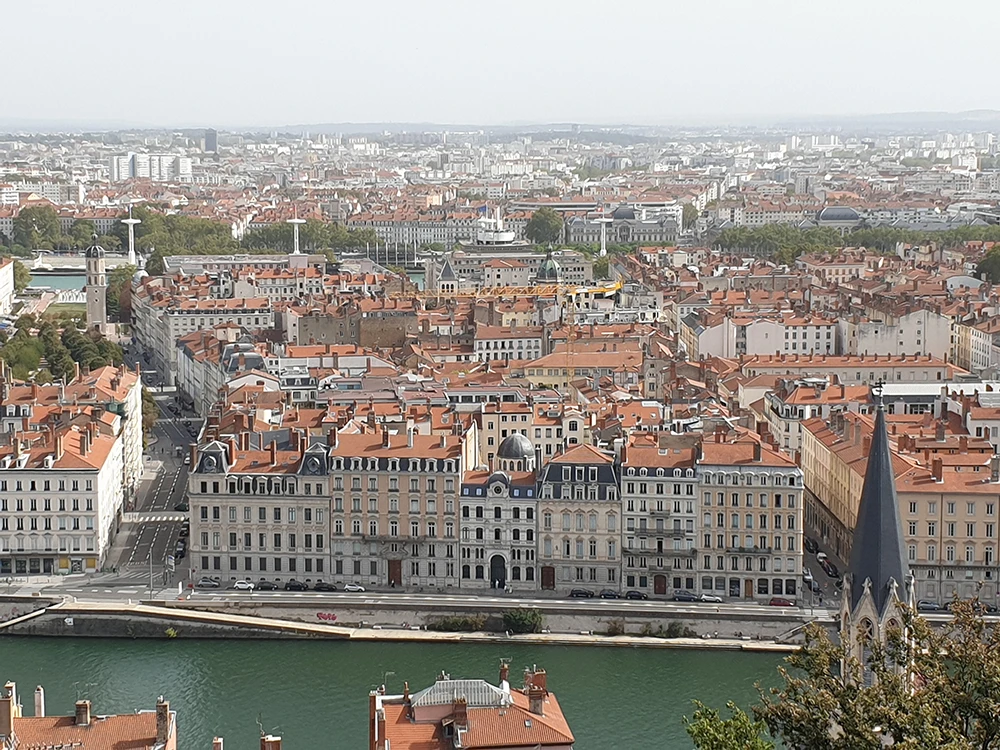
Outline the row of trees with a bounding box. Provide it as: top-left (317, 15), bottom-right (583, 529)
top-left (240, 219), bottom-right (380, 257)
top-left (686, 600), bottom-right (1000, 749)
top-left (0, 316), bottom-right (122, 382)
top-left (1, 205), bottom-right (118, 257)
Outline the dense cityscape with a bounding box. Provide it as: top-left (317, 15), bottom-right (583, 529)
top-left (2, 1), bottom-right (1000, 747)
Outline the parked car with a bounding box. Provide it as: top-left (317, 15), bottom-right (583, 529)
top-left (804, 537), bottom-right (819, 554)
top-left (313, 581), bottom-right (337, 592)
top-left (177, 525), bottom-right (190, 538)
top-left (568, 588), bottom-right (595, 598)
top-left (815, 552), bottom-right (828, 562)
top-left (699, 593), bottom-right (723, 603)
top-left (284, 579), bottom-right (308, 591)
top-left (768, 597), bottom-right (794, 607)
top-left (917, 600), bottom-right (943, 612)
top-left (820, 559), bottom-right (840, 578)
top-left (624, 590), bottom-right (648, 600)
top-left (174, 547), bottom-right (186, 560)
top-left (671, 590), bottom-right (698, 602)
top-left (183, 455), bottom-right (191, 466)
top-left (343, 583), bottom-right (366, 593)
top-left (256, 580), bottom-right (278, 591)
top-left (802, 568), bottom-right (814, 583)
top-left (599, 589), bottom-right (620, 599)
top-left (196, 577), bottom-right (220, 589)
top-left (232, 580), bottom-right (255, 591)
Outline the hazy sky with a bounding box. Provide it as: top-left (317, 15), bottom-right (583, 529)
top-left (6, 0), bottom-right (996, 127)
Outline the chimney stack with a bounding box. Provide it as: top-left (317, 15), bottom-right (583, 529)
top-left (270, 441), bottom-right (278, 466)
top-left (931, 457), bottom-right (944, 482)
top-left (752, 441), bottom-right (762, 462)
top-left (452, 698), bottom-right (468, 728)
top-left (960, 435), bottom-right (968, 453)
top-left (34, 686), bottom-right (44, 717)
top-left (862, 434), bottom-right (871, 455)
top-left (525, 667), bottom-right (547, 716)
top-left (156, 697), bottom-right (170, 745)
top-left (382, 425), bottom-right (391, 448)
top-left (499, 661), bottom-right (510, 685)
top-left (260, 736), bottom-right (282, 750)
top-left (75, 699), bottom-right (91, 727)
top-left (407, 428), bottom-right (414, 449)
top-left (935, 420), bottom-right (946, 442)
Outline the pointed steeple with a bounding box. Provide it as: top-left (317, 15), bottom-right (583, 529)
top-left (847, 392), bottom-right (909, 615)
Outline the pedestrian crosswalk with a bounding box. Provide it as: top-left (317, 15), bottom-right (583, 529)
top-left (122, 513), bottom-right (188, 524)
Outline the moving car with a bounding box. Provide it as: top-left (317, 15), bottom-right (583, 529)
top-left (917, 600), bottom-right (943, 612)
top-left (699, 593), bottom-right (723, 603)
top-left (568, 588), bottom-right (595, 598)
top-left (599, 589), bottom-right (621, 599)
top-left (809, 580), bottom-right (822, 594)
top-left (343, 583), bottom-right (366, 593)
top-left (177, 524), bottom-right (190, 538)
top-left (768, 597), bottom-right (794, 607)
top-left (671, 590), bottom-right (698, 602)
top-left (283, 579), bottom-right (308, 591)
top-left (804, 537), bottom-right (819, 554)
top-left (815, 552), bottom-right (828, 562)
top-left (313, 581), bottom-right (337, 592)
top-left (195, 577), bottom-right (220, 589)
top-left (256, 581), bottom-right (278, 591)
top-left (802, 568), bottom-right (814, 583)
top-left (624, 590), bottom-right (648, 600)
top-left (174, 501), bottom-right (189, 512)
top-left (232, 580), bottom-right (255, 591)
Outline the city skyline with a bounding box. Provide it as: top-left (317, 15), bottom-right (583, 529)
top-left (7, 0), bottom-right (999, 128)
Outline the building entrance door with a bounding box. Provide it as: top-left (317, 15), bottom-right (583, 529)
top-left (541, 566), bottom-right (555, 590)
top-left (653, 575), bottom-right (667, 595)
top-left (388, 559), bottom-right (402, 588)
top-left (490, 555), bottom-right (506, 589)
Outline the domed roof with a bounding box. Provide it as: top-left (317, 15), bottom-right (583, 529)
top-left (536, 247), bottom-right (561, 282)
top-left (84, 234), bottom-right (105, 258)
top-left (816, 206), bottom-right (861, 223)
top-left (487, 470), bottom-right (510, 487)
top-left (497, 432), bottom-right (534, 460)
top-left (611, 204), bottom-right (636, 221)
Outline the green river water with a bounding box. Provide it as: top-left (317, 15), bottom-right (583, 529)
top-left (0, 638), bottom-right (782, 749)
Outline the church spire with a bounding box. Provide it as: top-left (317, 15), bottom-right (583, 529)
top-left (847, 386), bottom-right (909, 615)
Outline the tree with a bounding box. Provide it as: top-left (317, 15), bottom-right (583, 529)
top-left (106, 264), bottom-right (137, 320)
top-left (686, 702), bottom-right (775, 750)
top-left (978, 248), bottom-right (1000, 283)
top-left (688, 599), bottom-right (1000, 749)
top-left (682, 204), bottom-right (699, 231)
top-left (593, 256), bottom-right (610, 280)
top-left (524, 208), bottom-right (563, 244)
top-left (501, 608), bottom-right (543, 634)
top-left (11, 259), bottom-right (31, 293)
top-left (12, 205), bottom-right (62, 250)
top-left (141, 387), bottom-right (159, 444)
top-left (68, 219), bottom-right (96, 249)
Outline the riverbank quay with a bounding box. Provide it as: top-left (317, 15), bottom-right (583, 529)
top-left (0, 594), bottom-right (808, 651)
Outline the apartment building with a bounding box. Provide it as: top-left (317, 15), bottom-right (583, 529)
top-left (537, 444), bottom-right (620, 593)
top-left (763, 378), bottom-right (869, 454)
top-left (188, 439), bottom-right (333, 582)
top-left (739, 353), bottom-right (961, 385)
top-left (473, 324), bottom-right (543, 363)
top-left (0, 420), bottom-right (124, 576)
top-left (801, 411), bottom-right (1000, 605)
top-left (459, 433), bottom-right (539, 591)
top-left (620, 433), bottom-right (699, 596)
top-left (697, 432), bottom-right (805, 603)
top-left (0, 258), bottom-right (14, 317)
top-left (477, 401), bottom-right (587, 469)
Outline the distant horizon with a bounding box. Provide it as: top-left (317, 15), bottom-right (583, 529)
top-left (5, 109), bottom-right (1000, 135)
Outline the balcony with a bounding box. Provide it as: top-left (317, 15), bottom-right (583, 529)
top-left (725, 545), bottom-right (773, 555)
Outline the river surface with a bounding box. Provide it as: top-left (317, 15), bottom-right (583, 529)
top-left (0, 638), bottom-right (782, 749)
top-left (28, 273), bottom-right (86, 290)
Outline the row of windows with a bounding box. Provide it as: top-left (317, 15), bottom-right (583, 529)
top-left (908, 544), bottom-right (995, 564)
top-left (542, 538), bottom-right (617, 560)
top-left (199, 506), bottom-right (325, 523)
top-left (200, 556), bottom-right (324, 573)
top-left (624, 483), bottom-right (695, 496)
top-left (542, 511), bottom-right (618, 532)
top-left (461, 564), bottom-right (535, 581)
top-left (700, 473), bottom-right (798, 487)
top-left (907, 501), bottom-right (996, 517)
top-left (0, 480), bottom-right (92, 492)
top-left (0, 498), bottom-right (94, 512)
top-left (333, 497), bottom-right (455, 513)
top-left (0, 517), bottom-right (92, 531)
top-left (0, 535), bottom-right (95, 552)
top-left (910, 521), bottom-right (995, 538)
top-left (704, 492), bottom-right (797, 509)
top-left (559, 566), bottom-right (618, 583)
top-left (198, 531), bottom-right (326, 551)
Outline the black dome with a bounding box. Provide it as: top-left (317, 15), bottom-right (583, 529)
top-left (611, 204), bottom-right (636, 221)
top-left (497, 433), bottom-right (533, 460)
top-left (817, 206), bottom-right (860, 222)
top-left (84, 234), bottom-right (105, 258)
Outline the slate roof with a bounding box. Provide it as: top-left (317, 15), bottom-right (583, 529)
top-left (847, 402), bottom-right (909, 614)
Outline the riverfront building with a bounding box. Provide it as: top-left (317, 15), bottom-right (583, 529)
top-left (0, 364), bottom-right (142, 576)
top-left (370, 663), bottom-right (574, 750)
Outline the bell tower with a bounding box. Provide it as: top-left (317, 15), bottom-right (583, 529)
top-left (840, 385), bottom-right (913, 682)
top-left (85, 234), bottom-right (108, 332)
